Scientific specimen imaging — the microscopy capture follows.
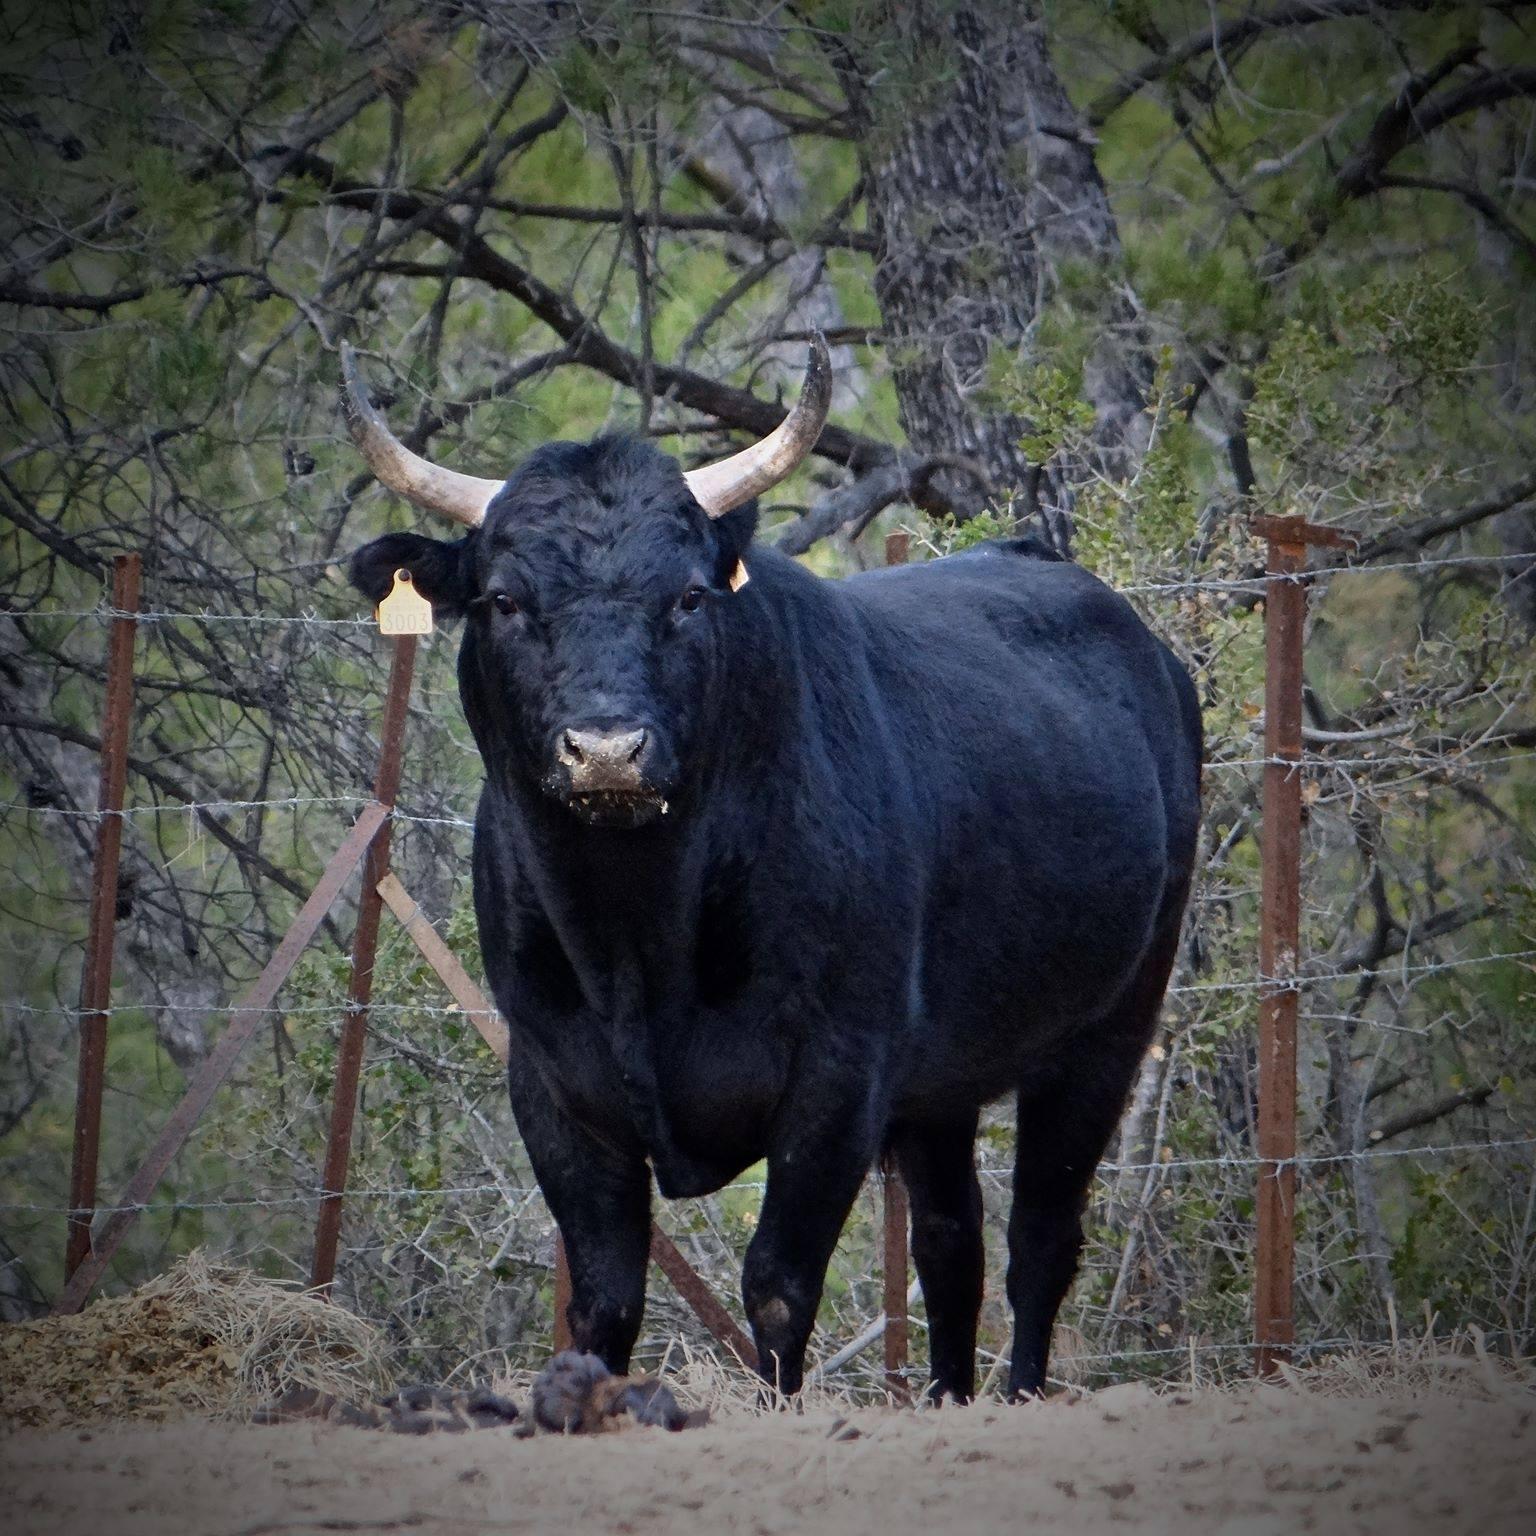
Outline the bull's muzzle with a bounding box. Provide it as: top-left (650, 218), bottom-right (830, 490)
top-left (553, 725), bottom-right (668, 826)
top-left (557, 726), bottom-right (648, 791)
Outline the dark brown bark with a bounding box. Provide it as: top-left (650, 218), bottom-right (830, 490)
top-left (843, 4), bottom-right (1149, 547)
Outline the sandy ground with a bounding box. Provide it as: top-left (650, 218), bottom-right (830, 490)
top-left (5, 1383), bottom-right (1534, 1536)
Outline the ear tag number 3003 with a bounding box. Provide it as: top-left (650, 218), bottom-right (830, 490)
top-left (376, 568), bottom-right (434, 636)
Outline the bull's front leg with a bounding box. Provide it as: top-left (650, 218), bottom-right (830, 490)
top-left (507, 1055), bottom-right (651, 1373)
top-left (743, 1079), bottom-right (886, 1395)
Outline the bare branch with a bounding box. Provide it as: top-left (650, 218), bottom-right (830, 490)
top-left (773, 454), bottom-right (995, 555)
top-left (0, 711), bottom-right (342, 941)
top-left (1357, 470), bottom-right (1536, 559)
top-left (1375, 174), bottom-right (1536, 266)
top-left (459, 197), bottom-right (875, 251)
top-left (1087, 0), bottom-right (1454, 125)
top-left (1333, 57), bottom-right (1536, 201)
top-left (265, 148), bottom-right (905, 479)
top-left (0, 267), bottom-right (265, 314)
top-left (1369, 1085), bottom-right (1498, 1145)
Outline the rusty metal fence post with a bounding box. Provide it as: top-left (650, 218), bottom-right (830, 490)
top-left (311, 634), bottom-right (417, 1292)
top-left (65, 554), bottom-right (141, 1281)
top-left (881, 1154), bottom-right (911, 1397)
top-left (1251, 515), bottom-right (1354, 1375)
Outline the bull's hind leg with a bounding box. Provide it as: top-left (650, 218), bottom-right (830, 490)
top-left (890, 1115), bottom-right (983, 1403)
top-left (1006, 901), bottom-right (1187, 1398)
top-left (1006, 1063), bottom-right (1137, 1398)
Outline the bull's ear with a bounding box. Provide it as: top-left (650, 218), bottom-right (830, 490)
top-left (709, 501), bottom-right (759, 587)
top-left (349, 532), bottom-right (473, 622)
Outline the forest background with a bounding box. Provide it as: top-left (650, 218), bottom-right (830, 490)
top-left (2, 0), bottom-right (1533, 1391)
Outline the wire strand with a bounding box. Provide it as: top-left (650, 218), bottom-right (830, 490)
top-left (3, 547), bottom-right (1534, 631)
top-left (6, 1135), bottom-right (1528, 1218)
top-left (10, 947), bottom-right (1529, 1021)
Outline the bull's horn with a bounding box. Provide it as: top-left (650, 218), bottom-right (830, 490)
top-left (683, 336), bottom-right (832, 517)
top-left (340, 344), bottom-right (504, 527)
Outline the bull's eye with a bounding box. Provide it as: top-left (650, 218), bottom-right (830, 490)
top-left (677, 586), bottom-right (707, 614)
top-left (491, 591), bottom-right (518, 616)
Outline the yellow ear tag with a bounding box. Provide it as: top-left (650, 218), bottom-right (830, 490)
top-left (729, 558), bottom-right (750, 593)
top-left (376, 568), bottom-right (434, 635)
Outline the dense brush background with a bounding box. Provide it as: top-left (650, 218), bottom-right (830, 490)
top-left (2, 1), bottom-right (1533, 1392)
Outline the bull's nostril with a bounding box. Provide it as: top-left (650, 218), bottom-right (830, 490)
top-left (558, 726), bottom-right (648, 776)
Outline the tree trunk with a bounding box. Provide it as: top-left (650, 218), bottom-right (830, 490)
top-left (845, 3), bottom-right (1149, 547)
top-left (1473, 34), bottom-right (1536, 625)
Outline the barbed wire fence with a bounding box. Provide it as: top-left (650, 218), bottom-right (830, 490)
top-left (2, 535), bottom-right (1534, 1395)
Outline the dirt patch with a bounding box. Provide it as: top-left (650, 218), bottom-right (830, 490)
top-left (5, 1267), bottom-right (1531, 1533)
top-left (6, 1382), bottom-right (1534, 1536)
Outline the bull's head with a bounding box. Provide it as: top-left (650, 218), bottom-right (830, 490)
top-left (344, 340), bottom-right (830, 828)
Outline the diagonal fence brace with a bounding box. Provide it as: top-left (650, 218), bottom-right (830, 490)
top-left (649, 1226), bottom-right (758, 1370)
top-left (376, 873), bottom-right (507, 1061)
top-left (56, 800), bottom-right (390, 1315)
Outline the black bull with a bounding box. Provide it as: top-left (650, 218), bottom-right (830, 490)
top-left (351, 435), bottom-right (1202, 1401)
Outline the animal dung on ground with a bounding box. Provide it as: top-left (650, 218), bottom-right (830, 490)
top-left (252, 1387), bottom-right (394, 1430)
top-left (253, 1352), bottom-right (706, 1437)
top-left (609, 1375), bottom-right (707, 1432)
top-left (530, 1350), bottom-right (706, 1434)
top-left (254, 1384), bottom-right (522, 1434)
top-left (531, 1350), bottom-right (617, 1433)
top-left (386, 1384), bottom-right (523, 1433)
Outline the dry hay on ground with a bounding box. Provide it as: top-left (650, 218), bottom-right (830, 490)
top-left (1279, 1326), bottom-right (1533, 1402)
top-left (0, 1251), bottom-right (388, 1430)
top-left (484, 1328), bottom-right (1535, 1420)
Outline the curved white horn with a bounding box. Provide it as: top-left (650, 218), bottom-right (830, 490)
top-left (340, 344), bottom-right (504, 527)
top-left (683, 336), bottom-right (832, 517)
